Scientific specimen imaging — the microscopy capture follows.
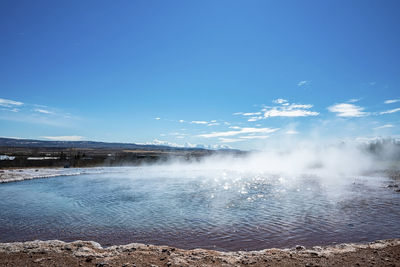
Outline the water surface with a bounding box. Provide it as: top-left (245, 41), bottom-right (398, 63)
top-left (0, 167), bottom-right (399, 251)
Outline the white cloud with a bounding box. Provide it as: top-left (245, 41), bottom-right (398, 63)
top-left (287, 104), bottom-right (313, 109)
top-left (229, 126), bottom-right (241, 129)
top-left (384, 99), bottom-right (400, 104)
top-left (207, 122), bottom-right (220, 126)
top-left (145, 140), bottom-right (233, 150)
top-left (380, 108), bottom-right (400, 115)
top-left (273, 98), bottom-right (288, 104)
top-left (248, 116), bottom-right (263, 122)
top-left (264, 103), bottom-right (319, 118)
top-left (2, 108), bottom-right (19, 112)
top-left (237, 100), bottom-right (319, 121)
top-left (191, 121), bottom-right (208, 124)
top-left (239, 135), bottom-right (269, 140)
top-left (374, 124), bottom-right (394, 130)
top-left (285, 130), bottom-right (299, 135)
top-left (34, 108), bottom-right (52, 114)
top-left (328, 103), bottom-right (368, 117)
top-left (297, 80), bottom-right (310, 87)
top-left (42, 135), bottom-right (84, 141)
top-left (242, 112), bottom-right (262, 116)
top-left (155, 117), bottom-right (161, 120)
top-left (264, 109), bottom-right (319, 117)
top-left (0, 98), bottom-right (23, 107)
top-left (198, 127), bottom-right (279, 138)
top-left (179, 120), bottom-right (185, 123)
top-left (219, 138), bottom-right (243, 143)
top-left (348, 98), bottom-right (360, 103)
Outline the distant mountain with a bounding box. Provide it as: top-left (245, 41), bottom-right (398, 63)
top-left (0, 137), bottom-right (207, 151)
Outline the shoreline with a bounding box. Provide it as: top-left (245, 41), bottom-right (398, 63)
top-left (0, 167), bottom-right (122, 183)
top-left (0, 238), bottom-right (399, 266)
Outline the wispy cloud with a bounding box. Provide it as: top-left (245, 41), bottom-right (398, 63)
top-left (198, 127), bottom-right (279, 138)
top-left (297, 80), bottom-right (310, 87)
top-left (380, 107), bottom-right (400, 115)
top-left (264, 108), bottom-right (318, 118)
top-left (239, 135), bottom-right (270, 139)
top-left (154, 117), bottom-right (161, 120)
top-left (348, 98), bottom-right (360, 103)
top-left (0, 98), bottom-right (23, 107)
top-left (34, 108), bottom-right (53, 114)
top-left (190, 121), bottom-right (208, 124)
top-left (219, 138), bottom-right (243, 143)
top-left (263, 102), bottom-right (318, 119)
top-left (0, 97), bottom-right (79, 127)
top-left (328, 103), bottom-right (368, 117)
top-left (189, 120), bottom-right (221, 126)
top-left (2, 108), bottom-right (20, 113)
top-left (285, 130), bottom-right (299, 135)
top-left (242, 112), bottom-right (262, 116)
top-left (238, 99), bottom-right (319, 121)
top-left (374, 124), bottom-right (394, 130)
top-left (384, 99), bottom-right (400, 104)
top-left (42, 135), bottom-right (84, 141)
top-left (273, 98), bottom-right (288, 104)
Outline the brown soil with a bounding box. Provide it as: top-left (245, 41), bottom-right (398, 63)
top-left (0, 239), bottom-right (399, 267)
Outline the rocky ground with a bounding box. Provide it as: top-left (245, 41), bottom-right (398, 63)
top-left (0, 239), bottom-right (399, 267)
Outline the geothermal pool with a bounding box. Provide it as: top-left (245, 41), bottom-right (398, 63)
top-left (0, 166), bottom-right (399, 251)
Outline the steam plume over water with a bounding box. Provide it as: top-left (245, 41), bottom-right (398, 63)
top-left (0, 140), bottom-right (399, 251)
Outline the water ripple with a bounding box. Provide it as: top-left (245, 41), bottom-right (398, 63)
top-left (0, 169), bottom-right (399, 251)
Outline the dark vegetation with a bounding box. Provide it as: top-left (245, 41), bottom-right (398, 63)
top-left (0, 138), bottom-right (243, 168)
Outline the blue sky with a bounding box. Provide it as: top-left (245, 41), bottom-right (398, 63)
top-left (1, 0), bottom-right (400, 149)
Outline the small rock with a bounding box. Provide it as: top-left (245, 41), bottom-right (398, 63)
top-left (296, 245), bottom-right (305, 250)
top-left (33, 258), bottom-right (45, 263)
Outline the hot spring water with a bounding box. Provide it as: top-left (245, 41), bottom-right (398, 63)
top-left (0, 166), bottom-right (399, 251)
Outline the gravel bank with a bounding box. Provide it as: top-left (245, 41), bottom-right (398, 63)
top-left (0, 239), bottom-right (399, 266)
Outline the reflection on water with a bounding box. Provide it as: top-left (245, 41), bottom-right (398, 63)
top-left (0, 167), bottom-right (399, 251)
